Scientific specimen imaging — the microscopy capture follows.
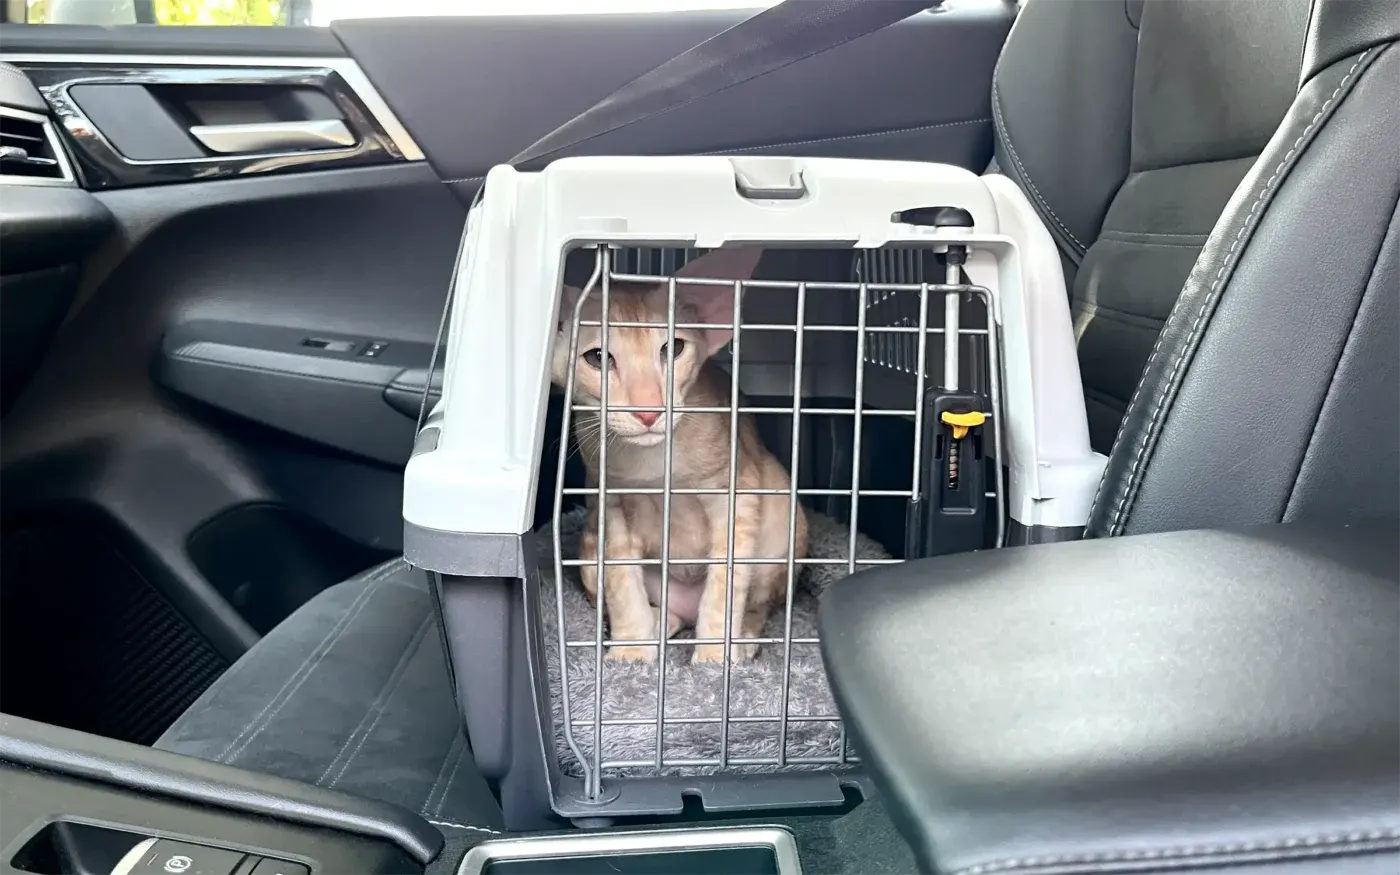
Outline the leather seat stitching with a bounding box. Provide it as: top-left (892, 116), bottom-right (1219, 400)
top-left (423, 735), bottom-right (466, 815)
top-left (435, 741), bottom-right (469, 816)
top-left (428, 819), bottom-right (502, 835)
top-left (320, 611), bottom-right (436, 789)
top-left (953, 827), bottom-right (1400, 875)
top-left (1099, 229), bottom-right (1211, 241)
top-left (1100, 48), bottom-right (1377, 535)
top-left (989, 74), bottom-right (1088, 253)
top-left (1071, 299), bottom-right (1166, 329)
top-left (1094, 235), bottom-right (1206, 250)
top-left (223, 565), bottom-right (398, 765)
top-left (212, 560), bottom-right (400, 762)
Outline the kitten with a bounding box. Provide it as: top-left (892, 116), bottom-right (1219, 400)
top-left (551, 248), bottom-right (808, 664)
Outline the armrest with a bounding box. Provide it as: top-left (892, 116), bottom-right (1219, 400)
top-left (819, 524), bottom-right (1400, 875)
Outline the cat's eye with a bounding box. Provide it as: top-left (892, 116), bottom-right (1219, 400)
top-left (581, 348), bottom-right (613, 370)
top-left (660, 339), bottom-right (687, 360)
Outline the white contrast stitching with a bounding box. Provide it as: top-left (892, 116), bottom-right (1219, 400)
top-left (435, 740), bottom-right (467, 816)
top-left (423, 735), bottom-right (465, 815)
top-left (223, 564), bottom-right (398, 764)
top-left (990, 74), bottom-right (1087, 253)
top-left (953, 827), bottom-right (1400, 875)
top-left (323, 612), bottom-right (435, 789)
top-left (1104, 48), bottom-right (1376, 535)
top-left (428, 819), bottom-right (503, 835)
top-left (1099, 229), bottom-right (1211, 241)
top-left (213, 561), bottom-right (398, 762)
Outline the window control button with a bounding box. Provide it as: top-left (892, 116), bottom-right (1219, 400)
top-left (125, 839), bottom-right (246, 875)
top-left (360, 340), bottom-right (389, 358)
top-left (248, 857), bottom-right (310, 875)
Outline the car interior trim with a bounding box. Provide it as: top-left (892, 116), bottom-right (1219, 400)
top-left (0, 713), bottom-right (445, 865)
top-left (456, 826), bottom-right (804, 875)
top-left (1, 53), bottom-right (424, 162)
top-left (0, 104), bottom-right (76, 186)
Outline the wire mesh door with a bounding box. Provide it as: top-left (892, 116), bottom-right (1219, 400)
top-left (548, 244), bottom-right (1003, 801)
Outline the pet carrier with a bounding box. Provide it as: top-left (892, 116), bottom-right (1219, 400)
top-left (403, 155), bottom-right (1105, 828)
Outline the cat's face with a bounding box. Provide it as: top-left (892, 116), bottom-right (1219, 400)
top-left (551, 248), bottom-right (763, 447)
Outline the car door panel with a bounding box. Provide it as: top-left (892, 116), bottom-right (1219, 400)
top-left (1, 160), bottom-right (459, 685)
top-left (11, 55), bottom-right (423, 188)
top-left (0, 22), bottom-right (348, 57)
top-left (0, 6), bottom-right (1012, 740)
top-left (335, 5), bottom-right (1013, 200)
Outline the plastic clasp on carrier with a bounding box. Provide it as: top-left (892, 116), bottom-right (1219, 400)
top-left (729, 157), bottom-right (806, 200)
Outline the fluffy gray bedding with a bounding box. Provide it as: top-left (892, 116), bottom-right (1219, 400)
top-left (537, 507), bottom-right (890, 778)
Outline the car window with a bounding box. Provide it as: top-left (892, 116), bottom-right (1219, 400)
top-left (19, 0), bottom-right (779, 27)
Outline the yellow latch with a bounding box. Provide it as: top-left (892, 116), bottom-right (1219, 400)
top-left (940, 410), bottom-right (986, 440)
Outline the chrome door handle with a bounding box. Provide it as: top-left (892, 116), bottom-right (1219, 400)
top-left (188, 119), bottom-right (355, 154)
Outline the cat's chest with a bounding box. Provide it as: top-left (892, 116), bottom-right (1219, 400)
top-left (601, 444), bottom-right (725, 488)
top-left (604, 447), bottom-right (669, 486)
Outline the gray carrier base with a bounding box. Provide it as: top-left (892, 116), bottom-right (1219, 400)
top-left (412, 526), bottom-right (870, 829)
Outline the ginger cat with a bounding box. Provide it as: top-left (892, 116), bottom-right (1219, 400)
top-left (552, 248), bottom-right (808, 664)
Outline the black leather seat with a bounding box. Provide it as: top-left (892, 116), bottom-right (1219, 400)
top-left (160, 0), bottom-right (1394, 842)
top-left (156, 558), bottom-right (506, 834)
top-left (992, 0), bottom-right (1316, 453)
top-left (821, 0), bottom-right (1400, 872)
top-left (1082, 1), bottom-right (1400, 537)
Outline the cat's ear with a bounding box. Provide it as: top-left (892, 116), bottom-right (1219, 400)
top-left (674, 247), bottom-right (764, 355)
top-left (556, 284), bottom-right (584, 332)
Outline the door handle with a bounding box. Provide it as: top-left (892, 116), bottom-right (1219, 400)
top-left (188, 119), bottom-right (355, 154)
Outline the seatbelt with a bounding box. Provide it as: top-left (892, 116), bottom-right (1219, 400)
top-left (417, 0), bottom-right (940, 431)
top-left (512, 0), bottom-right (940, 167)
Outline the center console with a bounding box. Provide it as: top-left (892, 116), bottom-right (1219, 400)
top-left (0, 715), bottom-right (807, 875)
top-left (0, 715), bottom-right (435, 875)
top-left (819, 523), bottom-right (1400, 875)
top-left (456, 829), bottom-right (800, 875)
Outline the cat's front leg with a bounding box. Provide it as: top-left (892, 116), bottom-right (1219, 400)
top-left (693, 495), bottom-right (762, 664)
top-left (580, 508), bottom-right (659, 663)
top-left (653, 607), bottom-right (685, 639)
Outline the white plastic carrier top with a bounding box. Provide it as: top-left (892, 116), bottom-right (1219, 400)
top-left (403, 155), bottom-right (1106, 542)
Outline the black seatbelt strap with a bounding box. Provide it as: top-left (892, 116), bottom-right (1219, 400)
top-left (417, 0), bottom-right (939, 431)
top-left (512, 0), bottom-right (939, 167)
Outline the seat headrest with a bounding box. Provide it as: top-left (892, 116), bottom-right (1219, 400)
top-left (1301, 0), bottom-right (1400, 85)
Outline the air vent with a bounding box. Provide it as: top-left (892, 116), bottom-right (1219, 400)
top-left (0, 108), bottom-right (72, 184)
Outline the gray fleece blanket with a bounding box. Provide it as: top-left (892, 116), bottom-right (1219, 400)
top-left (538, 507), bottom-right (889, 778)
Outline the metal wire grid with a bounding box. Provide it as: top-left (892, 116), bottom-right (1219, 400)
top-left (552, 245), bottom-right (1002, 799)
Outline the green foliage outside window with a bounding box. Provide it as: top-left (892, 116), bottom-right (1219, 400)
top-left (24, 0), bottom-right (286, 25)
top-left (153, 0), bottom-right (284, 25)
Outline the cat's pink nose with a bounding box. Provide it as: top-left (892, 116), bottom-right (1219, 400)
top-left (632, 411), bottom-right (660, 427)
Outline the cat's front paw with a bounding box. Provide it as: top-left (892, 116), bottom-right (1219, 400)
top-left (691, 642), bottom-right (758, 665)
top-left (606, 644), bottom-right (657, 663)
